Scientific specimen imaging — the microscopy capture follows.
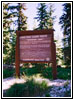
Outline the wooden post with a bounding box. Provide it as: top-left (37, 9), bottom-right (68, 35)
top-left (48, 63), bottom-right (50, 67)
top-left (15, 32), bottom-right (20, 78)
top-left (52, 43), bottom-right (57, 79)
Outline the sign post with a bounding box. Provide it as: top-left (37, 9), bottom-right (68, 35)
top-left (15, 29), bottom-right (57, 79)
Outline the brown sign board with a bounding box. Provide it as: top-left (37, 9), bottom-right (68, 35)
top-left (15, 29), bottom-right (57, 79)
top-left (20, 34), bottom-right (52, 62)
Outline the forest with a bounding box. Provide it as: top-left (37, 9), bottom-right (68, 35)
top-left (3, 2), bottom-right (71, 97)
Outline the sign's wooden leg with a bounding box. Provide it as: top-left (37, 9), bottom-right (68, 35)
top-left (15, 61), bottom-right (20, 78)
top-left (52, 43), bottom-right (57, 79)
top-left (15, 35), bottom-right (20, 78)
top-left (52, 61), bottom-right (57, 79)
top-left (48, 63), bottom-right (50, 67)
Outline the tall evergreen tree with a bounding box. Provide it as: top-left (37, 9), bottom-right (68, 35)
top-left (3, 3), bottom-right (12, 64)
top-left (8, 3), bottom-right (27, 31)
top-left (8, 3), bottom-right (27, 64)
top-left (35, 3), bottom-right (56, 30)
top-left (59, 3), bottom-right (71, 67)
top-left (47, 3), bottom-right (56, 29)
top-left (3, 3), bottom-right (27, 64)
top-left (35, 3), bottom-right (48, 29)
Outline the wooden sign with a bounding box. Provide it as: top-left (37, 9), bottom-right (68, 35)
top-left (15, 29), bottom-right (57, 79)
top-left (20, 34), bottom-right (52, 62)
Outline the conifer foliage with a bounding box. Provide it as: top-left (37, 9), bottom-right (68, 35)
top-left (47, 3), bottom-right (56, 29)
top-left (3, 3), bottom-right (27, 64)
top-left (3, 3), bottom-right (12, 64)
top-left (7, 3), bottom-right (27, 30)
top-left (59, 3), bottom-right (71, 67)
top-left (35, 3), bottom-right (48, 29)
top-left (35, 3), bottom-right (55, 30)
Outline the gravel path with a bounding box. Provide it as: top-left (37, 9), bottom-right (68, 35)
top-left (3, 77), bottom-right (26, 90)
top-left (34, 78), bottom-right (71, 97)
top-left (3, 77), bottom-right (71, 97)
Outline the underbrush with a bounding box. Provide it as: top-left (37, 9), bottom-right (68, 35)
top-left (3, 64), bottom-right (71, 97)
top-left (3, 64), bottom-right (71, 80)
top-left (57, 67), bottom-right (71, 80)
top-left (5, 79), bottom-right (50, 97)
top-left (3, 68), bottom-right (15, 79)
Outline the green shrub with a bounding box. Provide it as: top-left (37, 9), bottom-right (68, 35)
top-left (3, 68), bottom-right (15, 78)
top-left (57, 67), bottom-right (71, 80)
top-left (6, 83), bottom-right (25, 97)
top-left (40, 81), bottom-right (48, 89)
top-left (5, 79), bottom-right (48, 97)
top-left (3, 64), bottom-right (71, 80)
top-left (41, 67), bottom-right (52, 79)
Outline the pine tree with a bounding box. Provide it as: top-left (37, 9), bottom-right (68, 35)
top-left (47, 3), bottom-right (56, 29)
top-left (7, 3), bottom-right (27, 64)
top-left (56, 39), bottom-right (64, 66)
top-left (59, 3), bottom-right (71, 67)
top-left (35, 3), bottom-right (48, 29)
top-left (35, 3), bottom-right (56, 30)
top-left (17, 3), bottom-right (27, 30)
top-left (3, 3), bottom-right (27, 64)
top-left (3, 3), bottom-right (12, 64)
top-left (8, 3), bottom-right (27, 31)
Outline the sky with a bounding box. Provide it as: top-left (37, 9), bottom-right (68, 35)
top-left (23, 3), bottom-right (65, 46)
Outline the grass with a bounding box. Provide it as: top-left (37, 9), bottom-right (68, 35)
top-left (3, 64), bottom-right (71, 80)
top-left (5, 79), bottom-right (49, 97)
